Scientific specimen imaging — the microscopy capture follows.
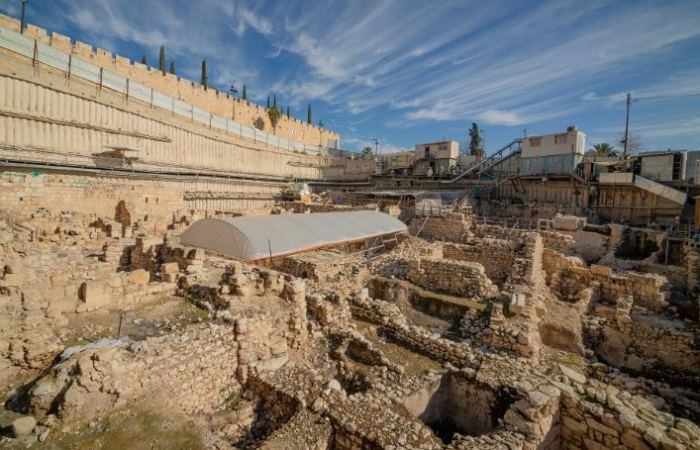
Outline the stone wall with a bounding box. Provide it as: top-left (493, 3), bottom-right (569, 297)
top-left (0, 63), bottom-right (370, 182)
top-left (0, 14), bottom-right (339, 149)
top-left (0, 169), bottom-right (280, 231)
top-left (543, 248), bottom-right (669, 311)
top-left (443, 240), bottom-right (516, 287)
top-left (406, 258), bottom-right (499, 299)
top-left (409, 212), bottom-right (471, 242)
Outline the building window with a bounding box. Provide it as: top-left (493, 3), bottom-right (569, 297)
top-left (529, 137), bottom-right (542, 147)
top-left (554, 134), bottom-right (567, 144)
top-left (425, 146), bottom-right (431, 158)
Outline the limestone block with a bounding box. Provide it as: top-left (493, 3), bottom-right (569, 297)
top-left (127, 269), bottom-right (150, 285)
top-left (78, 280), bottom-right (112, 312)
top-left (161, 262), bottom-right (179, 274)
top-left (591, 265), bottom-right (612, 277)
top-left (11, 416), bottom-right (36, 436)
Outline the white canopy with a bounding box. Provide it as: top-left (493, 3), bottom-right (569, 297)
top-left (180, 210), bottom-right (407, 260)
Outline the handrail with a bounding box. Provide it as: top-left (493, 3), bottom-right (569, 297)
top-left (445, 139), bottom-right (521, 183)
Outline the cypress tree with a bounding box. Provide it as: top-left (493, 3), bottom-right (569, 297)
top-left (200, 59), bottom-right (208, 88)
top-left (307, 104), bottom-right (312, 124)
top-left (242, 85), bottom-right (248, 100)
top-left (286, 106), bottom-right (290, 118)
top-left (273, 93), bottom-right (278, 110)
top-left (141, 54), bottom-right (147, 65)
top-left (169, 61), bottom-right (175, 75)
top-left (159, 46), bottom-right (165, 75)
top-left (266, 96), bottom-right (270, 109)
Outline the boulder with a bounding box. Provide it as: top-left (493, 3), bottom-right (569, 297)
top-left (11, 416), bottom-right (36, 436)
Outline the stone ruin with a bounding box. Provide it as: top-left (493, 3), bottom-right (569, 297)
top-left (0, 205), bottom-right (699, 450)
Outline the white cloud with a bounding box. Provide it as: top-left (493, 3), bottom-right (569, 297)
top-left (477, 110), bottom-right (525, 126)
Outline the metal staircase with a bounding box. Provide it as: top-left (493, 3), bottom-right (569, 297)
top-left (446, 138), bottom-right (522, 184)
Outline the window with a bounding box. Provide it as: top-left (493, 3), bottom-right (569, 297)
top-left (425, 146), bottom-right (431, 157)
top-left (554, 134), bottom-right (567, 144)
top-left (529, 137), bottom-right (542, 147)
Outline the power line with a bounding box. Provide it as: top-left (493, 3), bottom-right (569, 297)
top-left (633, 92), bottom-right (700, 102)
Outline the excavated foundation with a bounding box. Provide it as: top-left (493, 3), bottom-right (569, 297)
top-left (402, 373), bottom-right (516, 444)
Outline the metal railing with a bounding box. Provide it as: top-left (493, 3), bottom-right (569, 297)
top-left (0, 25), bottom-right (353, 158)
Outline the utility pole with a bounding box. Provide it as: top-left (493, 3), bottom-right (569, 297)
top-left (372, 138), bottom-right (380, 155)
top-left (622, 92), bottom-right (631, 160)
top-left (20, 0), bottom-right (29, 34)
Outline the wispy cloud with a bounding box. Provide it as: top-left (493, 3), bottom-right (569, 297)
top-left (5, 0), bottom-right (699, 151)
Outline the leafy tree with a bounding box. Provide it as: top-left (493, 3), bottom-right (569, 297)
top-left (266, 96), bottom-right (270, 109)
top-left (286, 106), bottom-right (290, 118)
top-left (200, 59), bottom-right (208, 88)
top-left (169, 61), bottom-right (175, 75)
top-left (361, 147), bottom-right (373, 158)
top-left (272, 93), bottom-right (278, 110)
top-left (468, 122), bottom-right (484, 157)
top-left (307, 104), bottom-right (312, 124)
top-left (592, 142), bottom-right (617, 157)
top-left (318, 119), bottom-right (324, 128)
top-left (159, 46), bottom-right (166, 75)
top-left (141, 54), bottom-right (147, 65)
top-left (242, 84), bottom-right (248, 100)
top-left (268, 105), bottom-right (282, 134)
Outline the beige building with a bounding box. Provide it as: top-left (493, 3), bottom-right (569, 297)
top-left (413, 141), bottom-right (460, 176)
top-left (521, 126), bottom-right (586, 158)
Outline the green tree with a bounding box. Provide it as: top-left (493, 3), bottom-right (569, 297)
top-left (272, 93), bottom-right (278, 110)
top-left (141, 54), bottom-right (147, 65)
top-left (307, 104), bottom-right (312, 124)
top-left (286, 106), bottom-right (290, 118)
top-left (468, 122), bottom-right (484, 157)
top-left (318, 119), bottom-right (324, 128)
top-left (242, 84), bottom-right (248, 101)
top-left (592, 142), bottom-right (617, 157)
top-left (169, 61), bottom-right (175, 75)
top-left (266, 96), bottom-right (270, 109)
top-left (159, 46), bottom-right (166, 75)
top-left (361, 147), bottom-right (373, 158)
top-left (200, 59), bottom-right (208, 88)
top-left (268, 105), bottom-right (282, 134)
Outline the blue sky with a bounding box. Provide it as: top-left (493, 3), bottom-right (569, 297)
top-left (2, 0), bottom-right (699, 153)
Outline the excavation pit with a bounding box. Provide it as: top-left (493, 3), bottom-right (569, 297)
top-left (403, 373), bottom-right (516, 444)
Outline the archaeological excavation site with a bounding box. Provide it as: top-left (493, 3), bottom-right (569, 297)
top-left (1, 9), bottom-right (699, 450)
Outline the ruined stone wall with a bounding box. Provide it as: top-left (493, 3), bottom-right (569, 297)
top-left (406, 258), bottom-right (499, 299)
top-left (539, 230), bottom-right (575, 255)
top-left (543, 249), bottom-right (668, 310)
top-left (27, 323), bottom-right (240, 420)
top-left (0, 169), bottom-right (281, 231)
top-left (443, 240), bottom-right (516, 287)
top-left (0, 14), bottom-right (339, 149)
top-left (557, 365), bottom-right (698, 450)
top-left (409, 212), bottom-right (471, 242)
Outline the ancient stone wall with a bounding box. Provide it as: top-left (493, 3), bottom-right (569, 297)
top-left (409, 212), bottom-right (471, 242)
top-left (0, 14), bottom-right (339, 149)
top-left (0, 169), bottom-right (280, 231)
top-left (443, 240), bottom-right (515, 287)
top-left (543, 249), bottom-right (668, 310)
top-left (406, 258), bottom-right (499, 299)
top-left (27, 323), bottom-right (241, 420)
